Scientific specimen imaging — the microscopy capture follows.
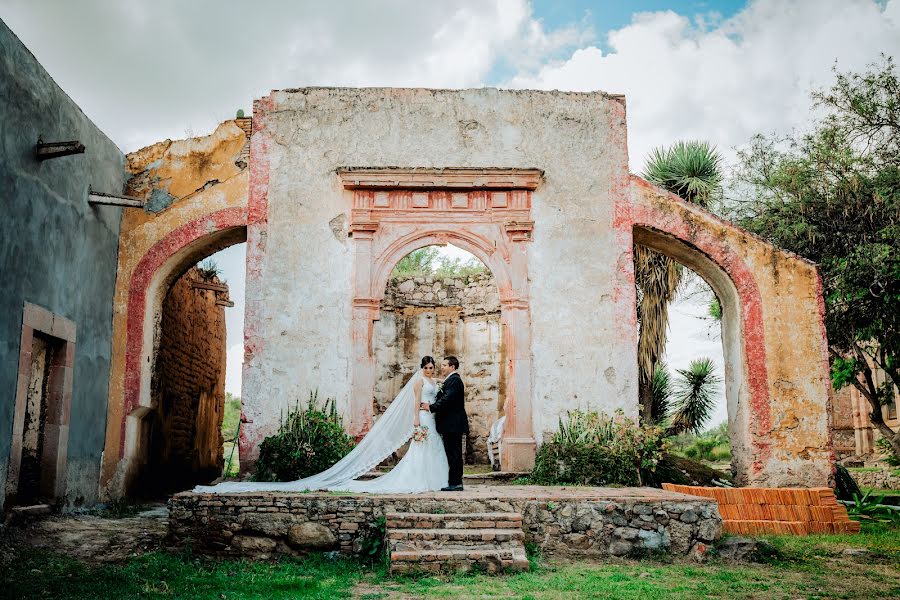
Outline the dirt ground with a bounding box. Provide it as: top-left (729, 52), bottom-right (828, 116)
top-left (0, 504), bottom-right (168, 564)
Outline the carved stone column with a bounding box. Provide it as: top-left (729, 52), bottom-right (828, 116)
top-left (349, 218), bottom-right (379, 437)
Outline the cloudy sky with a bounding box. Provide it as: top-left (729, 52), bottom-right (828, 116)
top-left (3, 0), bottom-right (898, 426)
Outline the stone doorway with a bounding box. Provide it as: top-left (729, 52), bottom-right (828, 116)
top-left (372, 245), bottom-right (506, 466)
top-left (341, 168), bottom-right (539, 471)
top-left (6, 303), bottom-right (75, 508)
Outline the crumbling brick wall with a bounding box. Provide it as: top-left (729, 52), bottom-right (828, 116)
top-left (373, 273), bottom-right (504, 464)
top-left (144, 267), bottom-right (228, 493)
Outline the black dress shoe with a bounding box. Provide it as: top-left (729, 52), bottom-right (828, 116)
top-left (441, 485), bottom-right (464, 491)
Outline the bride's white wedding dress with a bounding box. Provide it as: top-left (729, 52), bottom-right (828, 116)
top-left (341, 378), bottom-right (448, 493)
top-left (194, 371), bottom-right (448, 494)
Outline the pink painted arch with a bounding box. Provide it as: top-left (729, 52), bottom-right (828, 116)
top-left (626, 175), bottom-right (772, 481)
top-left (370, 229), bottom-right (517, 301)
top-left (119, 207), bottom-right (248, 459)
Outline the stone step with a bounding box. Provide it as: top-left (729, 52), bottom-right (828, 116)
top-left (388, 527), bottom-right (525, 544)
top-left (389, 547), bottom-right (530, 575)
top-left (391, 541), bottom-right (524, 553)
top-left (386, 511), bottom-right (530, 575)
top-left (385, 512), bottom-right (523, 530)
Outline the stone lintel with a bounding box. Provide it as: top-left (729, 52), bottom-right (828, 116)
top-left (338, 167), bottom-right (543, 191)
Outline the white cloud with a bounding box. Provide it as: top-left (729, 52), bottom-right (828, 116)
top-left (508, 0), bottom-right (900, 171)
top-left (0, 0), bottom-right (590, 152)
top-left (507, 0), bottom-right (900, 430)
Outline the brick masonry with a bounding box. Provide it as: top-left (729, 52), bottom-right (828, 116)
top-left (168, 486), bottom-right (722, 560)
top-left (140, 267), bottom-right (228, 492)
top-left (662, 484), bottom-right (860, 535)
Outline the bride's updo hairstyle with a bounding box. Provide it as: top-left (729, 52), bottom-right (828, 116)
top-left (420, 356), bottom-right (435, 368)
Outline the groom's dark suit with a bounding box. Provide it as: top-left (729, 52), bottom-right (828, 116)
top-left (429, 371), bottom-right (468, 487)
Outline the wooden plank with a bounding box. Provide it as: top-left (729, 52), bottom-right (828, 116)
top-left (35, 139), bottom-right (85, 161)
top-left (88, 189), bottom-right (144, 208)
top-left (191, 281), bottom-right (228, 292)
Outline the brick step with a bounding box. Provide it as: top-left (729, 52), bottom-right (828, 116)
top-left (391, 541), bottom-right (525, 553)
top-left (389, 547), bottom-right (530, 575)
top-left (385, 512), bottom-right (523, 530)
top-left (388, 527), bottom-right (525, 544)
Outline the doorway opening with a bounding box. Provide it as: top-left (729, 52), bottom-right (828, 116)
top-left (372, 245), bottom-right (505, 468)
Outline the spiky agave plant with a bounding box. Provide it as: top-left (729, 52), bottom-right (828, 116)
top-left (636, 141), bottom-right (724, 422)
top-left (667, 358), bottom-right (722, 436)
top-left (642, 140), bottom-right (724, 209)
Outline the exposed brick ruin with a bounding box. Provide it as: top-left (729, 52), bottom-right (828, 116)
top-left (373, 272), bottom-right (504, 464)
top-left (137, 267), bottom-right (229, 495)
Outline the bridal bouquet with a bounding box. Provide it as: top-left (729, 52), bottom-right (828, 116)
top-left (412, 424), bottom-right (429, 442)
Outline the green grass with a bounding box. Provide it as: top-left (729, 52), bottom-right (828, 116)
top-left (222, 393), bottom-right (242, 476)
top-left (0, 550), bottom-right (365, 600)
top-left (3, 523), bottom-right (898, 599)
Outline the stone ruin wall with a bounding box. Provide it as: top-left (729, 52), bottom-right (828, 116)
top-left (372, 272), bottom-right (504, 464)
top-left (830, 386), bottom-right (857, 460)
top-left (145, 267), bottom-right (229, 491)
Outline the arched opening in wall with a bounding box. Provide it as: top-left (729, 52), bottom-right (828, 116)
top-left (129, 235), bottom-right (247, 498)
top-left (633, 226), bottom-right (750, 485)
top-left (371, 244), bottom-right (506, 471)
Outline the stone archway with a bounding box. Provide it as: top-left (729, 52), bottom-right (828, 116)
top-left (339, 168), bottom-right (540, 471)
top-left (100, 119), bottom-right (251, 497)
top-left (623, 175), bottom-right (834, 487)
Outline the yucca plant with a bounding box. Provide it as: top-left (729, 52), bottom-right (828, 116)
top-left (649, 358), bottom-right (722, 436)
top-left (667, 358), bottom-right (722, 435)
top-left (636, 140), bottom-right (724, 422)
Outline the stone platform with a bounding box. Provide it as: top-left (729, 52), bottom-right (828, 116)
top-left (169, 485), bottom-right (722, 560)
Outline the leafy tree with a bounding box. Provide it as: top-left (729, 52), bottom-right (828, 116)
top-left (729, 56), bottom-right (900, 456)
top-left (390, 246), bottom-right (488, 280)
top-left (391, 247), bottom-right (440, 278)
top-left (636, 141), bottom-right (724, 422)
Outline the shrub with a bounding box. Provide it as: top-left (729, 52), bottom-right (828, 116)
top-left (531, 410), bottom-right (668, 487)
top-left (254, 391), bottom-right (355, 482)
top-left (710, 444), bottom-right (731, 462)
top-left (876, 436), bottom-right (900, 467)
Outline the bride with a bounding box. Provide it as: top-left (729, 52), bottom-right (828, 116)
top-left (194, 356), bottom-right (448, 494)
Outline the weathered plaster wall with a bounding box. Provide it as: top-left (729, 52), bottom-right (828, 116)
top-left (373, 273), bottom-right (504, 463)
top-left (0, 20), bottom-right (126, 509)
top-left (100, 120), bottom-right (249, 496)
top-left (626, 177), bottom-right (834, 486)
top-left (242, 88), bottom-right (635, 465)
top-left (137, 267), bottom-right (227, 494)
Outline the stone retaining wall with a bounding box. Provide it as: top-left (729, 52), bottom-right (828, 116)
top-left (168, 487), bottom-right (721, 559)
top-left (851, 469), bottom-right (900, 491)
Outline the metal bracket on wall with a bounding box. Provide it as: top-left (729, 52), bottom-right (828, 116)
top-left (88, 186), bottom-right (145, 208)
top-left (35, 135), bottom-right (85, 160)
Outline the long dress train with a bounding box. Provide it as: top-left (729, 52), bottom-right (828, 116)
top-left (193, 372), bottom-right (448, 494)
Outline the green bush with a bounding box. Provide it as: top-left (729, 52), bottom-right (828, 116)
top-left (254, 392), bottom-right (355, 482)
top-left (531, 410), bottom-right (668, 487)
top-left (710, 444), bottom-right (731, 462)
top-left (876, 436), bottom-right (900, 467)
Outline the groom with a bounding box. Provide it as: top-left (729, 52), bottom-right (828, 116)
top-left (423, 356), bottom-right (468, 491)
